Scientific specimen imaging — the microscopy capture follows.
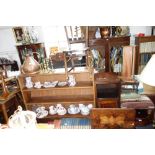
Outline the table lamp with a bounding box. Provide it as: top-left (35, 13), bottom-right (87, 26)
top-left (140, 54), bottom-right (155, 94)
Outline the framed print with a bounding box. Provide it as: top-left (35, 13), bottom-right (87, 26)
top-left (50, 46), bottom-right (58, 55)
top-left (12, 27), bottom-right (24, 43)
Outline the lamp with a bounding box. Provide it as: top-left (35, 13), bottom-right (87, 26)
top-left (140, 54), bottom-right (155, 94)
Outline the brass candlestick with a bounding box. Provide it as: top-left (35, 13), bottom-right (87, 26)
top-left (0, 71), bottom-right (9, 100)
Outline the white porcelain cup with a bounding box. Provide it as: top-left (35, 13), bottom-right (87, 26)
top-left (69, 105), bottom-right (76, 113)
top-left (81, 106), bottom-right (89, 115)
top-left (79, 104), bottom-right (84, 110)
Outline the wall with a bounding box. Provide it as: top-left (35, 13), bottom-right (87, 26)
top-left (0, 27), bottom-right (21, 66)
top-left (0, 26), bottom-right (44, 68)
top-left (129, 26), bottom-right (152, 45)
top-left (42, 26), bottom-right (68, 57)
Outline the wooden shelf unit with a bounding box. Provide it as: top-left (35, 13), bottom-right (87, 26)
top-left (18, 68), bottom-right (95, 120)
top-left (88, 36), bottom-right (130, 73)
top-left (88, 36), bottom-right (130, 71)
top-left (135, 35), bottom-right (155, 74)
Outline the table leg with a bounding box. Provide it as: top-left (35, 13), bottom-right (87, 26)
top-left (1, 104), bottom-right (8, 123)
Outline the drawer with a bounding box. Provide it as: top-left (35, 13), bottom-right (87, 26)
top-left (97, 99), bottom-right (119, 108)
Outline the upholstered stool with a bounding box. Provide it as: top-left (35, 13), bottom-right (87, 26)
top-left (121, 95), bottom-right (155, 126)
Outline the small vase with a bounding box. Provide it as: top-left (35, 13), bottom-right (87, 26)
top-left (100, 27), bottom-right (110, 38)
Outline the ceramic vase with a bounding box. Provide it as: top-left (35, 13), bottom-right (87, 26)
top-left (21, 54), bottom-right (40, 74)
top-left (100, 26), bottom-right (111, 38)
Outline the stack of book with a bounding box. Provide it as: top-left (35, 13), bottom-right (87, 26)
top-left (60, 118), bottom-right (91, 129)
top-left (36, 118), bottom-right (91, 129)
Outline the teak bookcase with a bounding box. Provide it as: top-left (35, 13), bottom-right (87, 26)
top-left (18, 68), bottom-right (95, 121)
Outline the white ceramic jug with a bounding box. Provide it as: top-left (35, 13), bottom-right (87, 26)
top-left (8, 106), bottom-right (37, 129)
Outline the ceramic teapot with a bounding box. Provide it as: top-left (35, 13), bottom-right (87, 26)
top-left (8, 106), bottom-right (37, 129)
top-left (21, 54), bottom-right (40, 74)
top-left (56, 104), bottom-right (67, 115)
top-left (49, 105), bottom-right (57, 115)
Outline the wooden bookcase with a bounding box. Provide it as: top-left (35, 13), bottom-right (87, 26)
top-left (18, 67), bottom-right (95, 121)
top-left (88, 36), bottom-right (130, 73)
top-left (135, 35), bottom-right (155, 74)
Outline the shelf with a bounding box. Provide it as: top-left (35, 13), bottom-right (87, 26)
top-left (18, 68), bottom-right (94, 123)
top-left (68, 39), bottom-right (86, 44)
top-left (27, 95), bottom-right (94, 104)
top-left (23, 81), bottom-right (93, 92)
top-left (37, 113), bottom-right (90, 120)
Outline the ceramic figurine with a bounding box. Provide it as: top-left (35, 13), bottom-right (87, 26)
top-left (68, 75), bottom-right (76, 87)
top-left (25, 77), bottom-right (33, 88)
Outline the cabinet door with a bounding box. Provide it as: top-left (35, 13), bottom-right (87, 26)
top-left (97, 99), bottom-right (119, 108)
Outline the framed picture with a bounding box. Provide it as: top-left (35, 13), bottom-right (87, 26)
top-left (12, 27), bottom-right (24, 43)
top-left (50, 46), bottom-right (58, 55)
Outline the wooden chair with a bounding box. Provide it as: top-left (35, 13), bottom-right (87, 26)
top-left (120, 46), bottom-right (139, 93)
top-left (91, 108), bottom-right (136, 129)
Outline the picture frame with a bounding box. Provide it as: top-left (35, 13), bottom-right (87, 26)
top-left (12, 27), bottom-right (24, 43)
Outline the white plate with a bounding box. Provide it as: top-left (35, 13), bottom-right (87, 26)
top-left (81, 110), bottom-right (90, 115)
top-left (43, 81), bottom-right (58, 88)
top-left (58, 82), bottom-right (67, 87)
